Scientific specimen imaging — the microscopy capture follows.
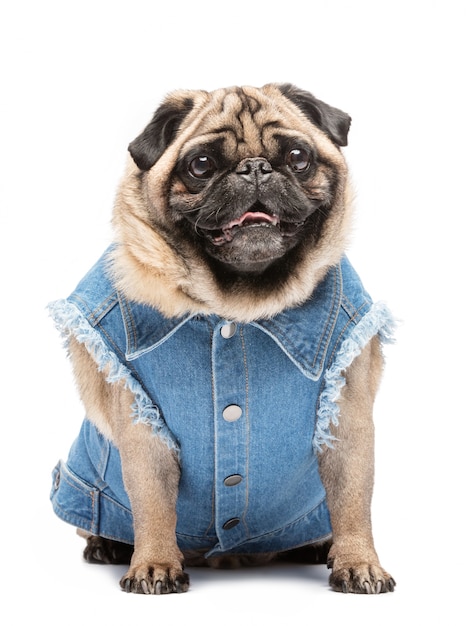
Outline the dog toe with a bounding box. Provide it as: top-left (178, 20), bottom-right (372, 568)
top-left (330, 563), bottom-right (395, 594)
top-left (120, 563), bottom-right (190, 595)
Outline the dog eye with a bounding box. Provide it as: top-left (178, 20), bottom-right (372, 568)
top-left (188, 156), bottom-right (217, 179)
top-left (286, 148), bottom-right (311, 173)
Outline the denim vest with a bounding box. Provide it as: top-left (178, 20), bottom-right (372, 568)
top-left (49, 248), bottom-right (394, 556)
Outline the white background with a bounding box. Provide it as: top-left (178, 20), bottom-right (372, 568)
top-left (1, 1), bottom-right (468, 623)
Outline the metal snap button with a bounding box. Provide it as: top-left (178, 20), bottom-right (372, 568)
top-left (222, 518), bottom-right (240, 530)
top-left (224, 474), bottom-right (243, 487)
top-left (220, 322), bottom-right (237, 339)
top-left (222, 404), bottom-right (242, 422)
top-left (54, 471), bottom-right (61, 490)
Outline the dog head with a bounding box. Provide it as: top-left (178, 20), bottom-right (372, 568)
top-left (112, 84), bottom-right (354, 320)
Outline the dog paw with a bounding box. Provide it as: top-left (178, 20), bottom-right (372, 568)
top-left (328, 561), bottom-right (396, 594)
top-left (83, 535), bottom-right (133, 565)
top-left (120, 563), bottom-right (190, 594)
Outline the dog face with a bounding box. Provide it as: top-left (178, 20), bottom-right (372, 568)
top-left (127, 83), bottom-right (351, 277)
top-left (111, 84), bottom-right (353, 321)
top-left (170, 142), bottom-right (317, 274)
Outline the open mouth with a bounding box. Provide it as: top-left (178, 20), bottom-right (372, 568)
top-left (207, 203), bottom-right (304, 246)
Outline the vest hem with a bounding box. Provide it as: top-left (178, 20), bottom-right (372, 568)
top-left (48, 299), bottom-right (180, 455)
top-left (314, 300), bottom-right (396, 450)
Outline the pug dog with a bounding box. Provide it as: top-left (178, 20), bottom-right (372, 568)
top-left (49, 83), bottom-right (396, 595)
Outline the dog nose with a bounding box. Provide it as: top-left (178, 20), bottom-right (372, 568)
top-left (236, 158), bottom-right (273, 184)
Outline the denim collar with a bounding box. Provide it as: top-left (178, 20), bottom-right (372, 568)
top-left (120, 263), bottom-right (342, 381)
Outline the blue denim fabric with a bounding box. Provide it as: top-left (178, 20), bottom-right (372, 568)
top-left (49, 248), bottom-right (394, 556)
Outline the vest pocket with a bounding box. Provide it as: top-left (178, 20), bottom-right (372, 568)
top-left (50, 460), bottom-right (100, 534)
top-left (50, 459), bottom-right (134, 544)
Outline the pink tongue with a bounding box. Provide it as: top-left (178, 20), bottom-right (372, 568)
top-left (226, 212), bottom-right (278, 229)
top-left (242, 211), bottom-right (276, 225)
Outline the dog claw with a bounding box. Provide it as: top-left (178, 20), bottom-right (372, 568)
top-left (120, 564), bottom-right (189, 594)
top-left (330, 563), bottom-right (396, 595)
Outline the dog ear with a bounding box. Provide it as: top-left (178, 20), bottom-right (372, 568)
top-left (277, 83), bottom-right (351, 147)
top-left (128, 95), bottom-right (195, 171)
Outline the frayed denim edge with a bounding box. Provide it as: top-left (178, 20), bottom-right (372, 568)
top-left (47, 299), bottom-right (180, 455)
top-left (314, 301), bottom-right (396, 452)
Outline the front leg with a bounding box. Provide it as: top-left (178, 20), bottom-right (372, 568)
top-left (69, 337), bottom-right (189, 594)
top-left (318, 336), bottom-right (395, 594)
top-left (116, 417), bottom-right (189, 594)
